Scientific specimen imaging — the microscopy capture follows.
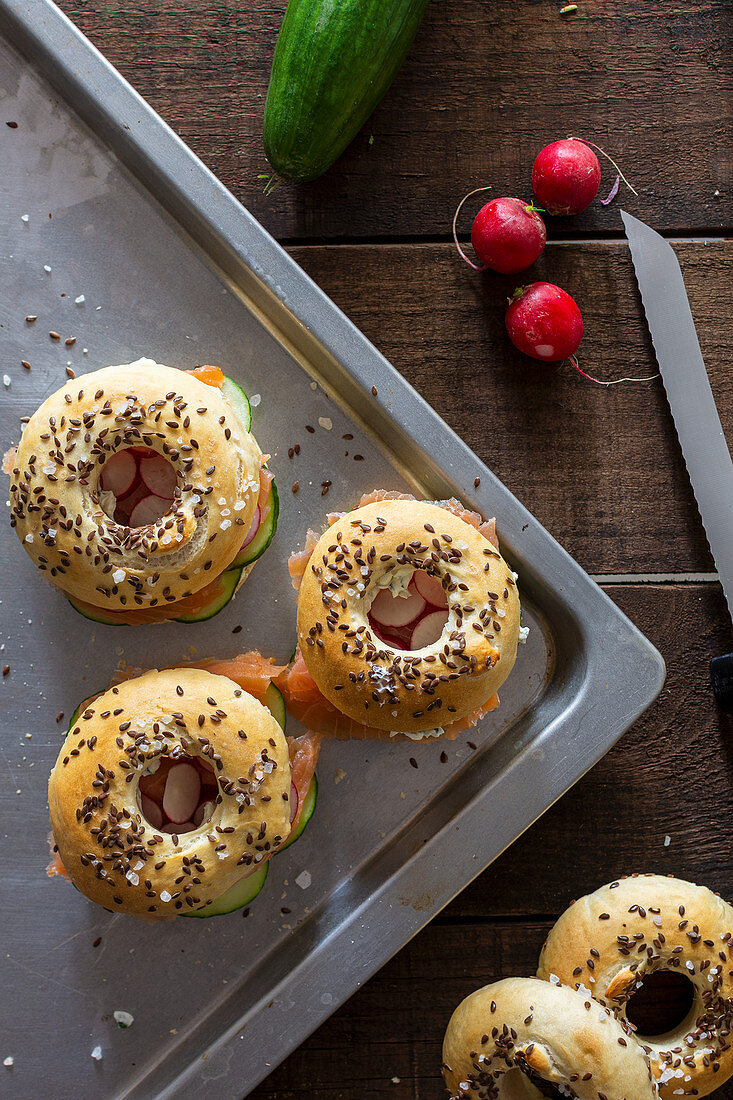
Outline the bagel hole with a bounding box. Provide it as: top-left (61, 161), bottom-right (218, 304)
top-left (625, 969), bottom-right (696, 1038)
top-left (367, 568), bottom-right (449, 650)
top-left (137, 753), bottom-right (219, 834)
top-left (98, 446), bottom-right (177, 528)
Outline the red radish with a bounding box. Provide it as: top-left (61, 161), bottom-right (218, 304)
top-left (162, 762), bottom-right (201, 824)
top-left (370, 621), bottom-right (408, 649)
top-left (161, 821), bottom-right (195, 834)
top-left (129, 493), bottom-right (170, 527)
top-left (412, 570), bottom-right (447, 608)
top-left (140, 794), bottom-right (164, 829)
top-left (240, 505), bottom-right (261, 549)
top-left (113, 482), bottom-right (148, 525)
top-left (100, 450), bottom-right (136, 497)
top-left (138, 758), bottom-right (173, 803)
top-left (470, 197), bottom-right (546, 274)
top-left (193, 800), bottom-right (214, 828)
top-left (410, 610), bottom-right (450, 650)
top-left (369, 586), bottom-right (425, 628)
top-left (289, 781), bottom-right (299, 825)
top-left (453, 189), bottom-right (546, 274)
top-left (532, 138), bottom-right (601, 215)
top-left (505, 282), bottom-right (583, 362)
top-left (138, 452), bottom-right (176, 498)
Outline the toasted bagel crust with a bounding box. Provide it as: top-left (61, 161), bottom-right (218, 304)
top-left (442, 976), bottom-right (658, 1098)
top-left (48, 668), bottom-right (290, 919)
top-left (10, 359), bottom-right (261, 610)
top-left (296, 499), bottom-right (520, 733)
top-left (538, 875), bottom-right (733, 1098)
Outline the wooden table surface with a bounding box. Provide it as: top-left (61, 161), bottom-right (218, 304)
top-left (56, 1), bottom-right (733, 1095)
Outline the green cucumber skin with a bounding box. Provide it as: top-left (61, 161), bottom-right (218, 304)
top-left (68, 566), bottom-right (241, 626)
top-left (183, 863), bottom-right (269, 918)
top-left (221, 377), bottom-right (252, 433)
top-left (232, 480), bottom-right (279, 569)
top-left (264, 0), bottom-right (430, 182)
top-left (264, 683), bottom-right (287, 732)
top-left (174, 567), bottom-right (242, 624)
top-left (278, 775), bottom-right (317, 852)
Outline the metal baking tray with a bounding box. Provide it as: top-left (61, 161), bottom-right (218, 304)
top-left (0, 2), bottom-right (665, 1096)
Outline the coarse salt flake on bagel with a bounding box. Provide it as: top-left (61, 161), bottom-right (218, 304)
top-left (294, 496), bottom-right (520, 736)
top-left (537, 874), bottom-right (733, 1098)
top-left (442, 975), bottom-right (659, 1099)
top-left (8, 358), bottom-right (266, 619)
top-left (48, 667), bottom-right (302, 919)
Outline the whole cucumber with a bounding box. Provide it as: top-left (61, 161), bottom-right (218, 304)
top-left (263, 0), bottom-right (430, 182)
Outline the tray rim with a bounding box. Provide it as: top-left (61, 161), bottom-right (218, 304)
top-left (1, 2), bottom-right (666, 1096)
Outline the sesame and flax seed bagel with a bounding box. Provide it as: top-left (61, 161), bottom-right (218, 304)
top-left (537, 874), bottom-right (733, 1097)
top-left (9, 358), bottom-right (268, 623)
top-left (294, 496), bottom-right (521, 736)
top-left (48, 667), bottom-right (294, 919)
top-left (442, 976), bottom-right (658, 1099)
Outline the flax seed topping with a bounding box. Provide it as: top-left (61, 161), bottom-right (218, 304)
top-left (295, 497), bottom-right (521, 737)
top-left (10, 359), bottom-right (264, 618)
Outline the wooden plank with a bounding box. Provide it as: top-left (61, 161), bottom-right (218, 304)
top-left (250, 918), bottom-right (733, 1098)
top-left (429, 582), bottom-right (733, 921)
top-left (289, 240), bottom-right (732, 575)
top-left (55, 0), bottom-right (732, 241)
top-left (250, 920), bottom-right (554, 1099)
top-left (250, 583), bottom-right (733, 1097)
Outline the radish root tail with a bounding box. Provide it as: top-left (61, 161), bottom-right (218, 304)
top-left (567, 137), bottom-right (639, 197)
top-left (570, 357), bottom-right (659, 386)
top-left (452, 187), bottom-right (493, 271)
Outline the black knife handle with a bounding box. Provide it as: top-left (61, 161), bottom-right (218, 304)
top-left (711, 654), bottom-right (733, 713)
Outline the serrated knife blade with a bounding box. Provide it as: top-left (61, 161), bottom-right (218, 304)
top-left (622, 210), bottom-right (733, 619)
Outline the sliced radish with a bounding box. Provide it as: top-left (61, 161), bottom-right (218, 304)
top-left (193, 800), bottom-right (214, 828)
top-left (140, 794), bottom-right (164, 829)
top-left (412, 570), bottom-right (447, 608)
top-left (139, 452), bottom-right (176, 499)
top-left (161, 821), bottom-right (195, 834)
top-left (162, 762), bottom-right (201, 824)
top-left (100, 450), bottom-right (136, 497)
top-left (129, 493), bottom-right (170, 527)
top-left (138, 758), bottom-right (172, 803)
top-left (240, 505), bottom-right (261, 549)
top-left (410, 610), bottom-right (450, 650)
top-left (369, 621), bottom-right (408, 649)
top-left (289, 781), bottom-right (299, 825)
top-left (369, 586), bottom-right (426, 628)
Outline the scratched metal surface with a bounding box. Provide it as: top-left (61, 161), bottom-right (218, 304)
top-left (0, 4), bottom-right (665, 1097)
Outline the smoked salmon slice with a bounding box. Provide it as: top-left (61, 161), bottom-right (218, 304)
top-left (193, 651), bottom-right (289, 705)
top-left (275, 647), bottom-right (498, 742)
top-left (288, 730), bottom-right (321, 832)
top-left (187, 364), bottom-right (226, 388)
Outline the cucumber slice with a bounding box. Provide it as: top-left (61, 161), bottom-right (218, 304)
top-left (264, 683), bottom-right (286, 731)
top-left (174, 567), bottom-right (242, 623)
top-left (278, 775), bottom-right (318, 852)
top-left (232, 480), bottom-right (279, 568)
top-left (67, 693), bottom-right (97, 733)
top-left (221, 376), bottom-right (252, 432)
top-left (67, 597), bottom-right (124, 626)
top-left (183, 862), bottom-right (269, 918)
top-left (67, 567), bottom-right (242, 626)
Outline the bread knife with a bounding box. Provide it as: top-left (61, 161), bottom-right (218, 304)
top-left (621, 210), bottom-right (733, 711)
